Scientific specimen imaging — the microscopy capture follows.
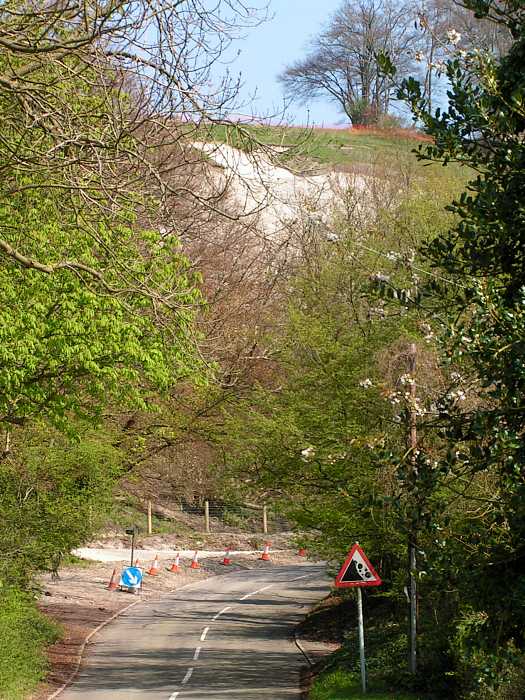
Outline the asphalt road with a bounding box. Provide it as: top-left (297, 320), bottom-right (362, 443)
top-left (59, 564), bottom-right (331, 700)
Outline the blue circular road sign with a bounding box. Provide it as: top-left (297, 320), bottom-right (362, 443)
top-left (120, 566), bottom-right (143, 588)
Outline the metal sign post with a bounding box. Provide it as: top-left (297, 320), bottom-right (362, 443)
top-left (334, 542), bottom-right (382, 695)
top-left (125, 526), bottom-right (140, 567)
top-left (407, 342), bottom-right (418, 675)
top-left (357, 587), bottom-right (367, 693)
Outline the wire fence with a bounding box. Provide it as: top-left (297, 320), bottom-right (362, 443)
top-left (142, 497), bottom-right (290, 535)
top-left (182, 500), bottom-right (290, 534)
top-left (114, 486), bottom-right (292, 536)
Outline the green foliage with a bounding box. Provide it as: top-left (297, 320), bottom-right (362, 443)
top-left (0, 424), bottom-right (123, 586)
top-left (223, 253), bottom-right (401, 560)
top-left (0, 587), bottom-right (61, 699)
top-left (309, 595), bottom-right (425, 699)
top-left (347, 98), bottom-right (374, 126)
top-left (0, 51), bottom-right (206, 431)
top-left (382, 1), bottom-right (525, 695)
top-left (0, 189), bottom-right (204, 430)
top-left (452, 625), bottom-right (525, 700)
top-left (222, 180), bottom-right (456, 571)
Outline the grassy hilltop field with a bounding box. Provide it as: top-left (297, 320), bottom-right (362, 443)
top-left (208, 122), bottom-right (433, 168)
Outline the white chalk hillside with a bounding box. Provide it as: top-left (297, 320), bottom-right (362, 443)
top-left (191, 141), bottom-right (368, 237)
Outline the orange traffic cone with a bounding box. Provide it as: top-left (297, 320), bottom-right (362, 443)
top-left (168, 552), bottom-right (181, 573)
top-left (134, 558), bottom-right (141, 568)
top-left (190, 550), bottom-right (200, 569)
top-left (260, 542), bottom-right (271, 561)
top-left (221, 547), bottom-right (232, 566)
top-left (147, 554), bottom-right (160, 576)
top-left (298, 548), bottom-right (307, 557)
top-left (107, 568), bottom-right (118, 590)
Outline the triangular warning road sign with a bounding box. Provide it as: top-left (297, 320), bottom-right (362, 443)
top-left (335, 543), bottom-right (382, 588)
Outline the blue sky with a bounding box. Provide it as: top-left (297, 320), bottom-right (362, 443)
top-left (226, 0), bottom-right (346, 126)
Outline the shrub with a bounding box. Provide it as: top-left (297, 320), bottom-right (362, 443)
top-left (0, 425), bottom-right (123, 586)
top-left (0, 588), bottom-right (61, 699)
top-left (451, 610), bottom-right (525, 699)
top-left (375, 113), bottom-right (406, 130)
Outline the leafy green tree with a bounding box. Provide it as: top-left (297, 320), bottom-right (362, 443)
top-left (0, 424), bottom-right (124, 585)
top-left (0, 422), bottom-right (120, 698)
top-left (225, 314), bottom-right (402, 561)
top-left (377, 1), bottom-right (525, 694)
top-left (0, 0), bottom-right (264, 436)
top-left (0, 185), bottom-right (204, 581)
top-left (0, 199), bottom-right (203, 431)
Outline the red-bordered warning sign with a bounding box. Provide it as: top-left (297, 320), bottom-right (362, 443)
top-left (335, 543), bottom-right (382, 588)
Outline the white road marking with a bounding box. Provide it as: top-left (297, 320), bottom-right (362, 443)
top-left (182, 667), bottom-right (194, 685)
top-left (238, 574), bottom-right (316, 602)
top-left (240, 584), bottom-right (273, 600)
top-left (290, 573), bottom-right (314, 581)
top-left (212, 606), bottom-right (231, 620)
top-left (171, 569), bottom-right (321, 700)
top-left (174, 689), bottom-right (286, 695)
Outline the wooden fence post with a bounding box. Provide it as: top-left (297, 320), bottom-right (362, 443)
top-left (262, 504), bottom-right (268, 534)
top-left (204, 500), bottom-right (210, 533)
top-left (147, 500), bottom-right (152, 535)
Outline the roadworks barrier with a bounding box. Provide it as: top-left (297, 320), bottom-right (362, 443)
top-left (260, 542), bottom-right (271, 561)
top-left (221, 547), bottom-right (232, 566)
top-left (168, 553), bottom-right (181, 573)
top-left (147, 554), bottom-right (161, 576)
top-left (107, 568), bottom-right (119, 590)
top-left (190, 550), bottom-right (200, 569)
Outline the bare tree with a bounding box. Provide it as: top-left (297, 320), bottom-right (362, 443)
top-left (279, 0), bottom-right (418, 125)
top-left (445, 0), bottom-right (512, 55)
top-left (415, 0), bottom-right (512, 111)
top-left (0, 0), bottom-right (269, 306)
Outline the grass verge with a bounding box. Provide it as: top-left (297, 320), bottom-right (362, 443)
top-left (310, 667), bottom-right (423, 700)
top-left (0, 587), bottom-right (61, 699)
top-left (302, 592), bottom-right (434, 699)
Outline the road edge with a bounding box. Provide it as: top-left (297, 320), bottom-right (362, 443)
top-left (45, 597), bottom-right (141, 700)
top-left (44, 575), bottom-right (218, 700)
top-left (294, 629), bottom-right (316, 667)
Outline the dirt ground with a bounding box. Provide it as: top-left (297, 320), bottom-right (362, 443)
top-left (29, 548), bottom-right (301, 700)
top-left (296, 591), bottom-right (355, 645)
top-left (86, 529), bottom-right (295, 552)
